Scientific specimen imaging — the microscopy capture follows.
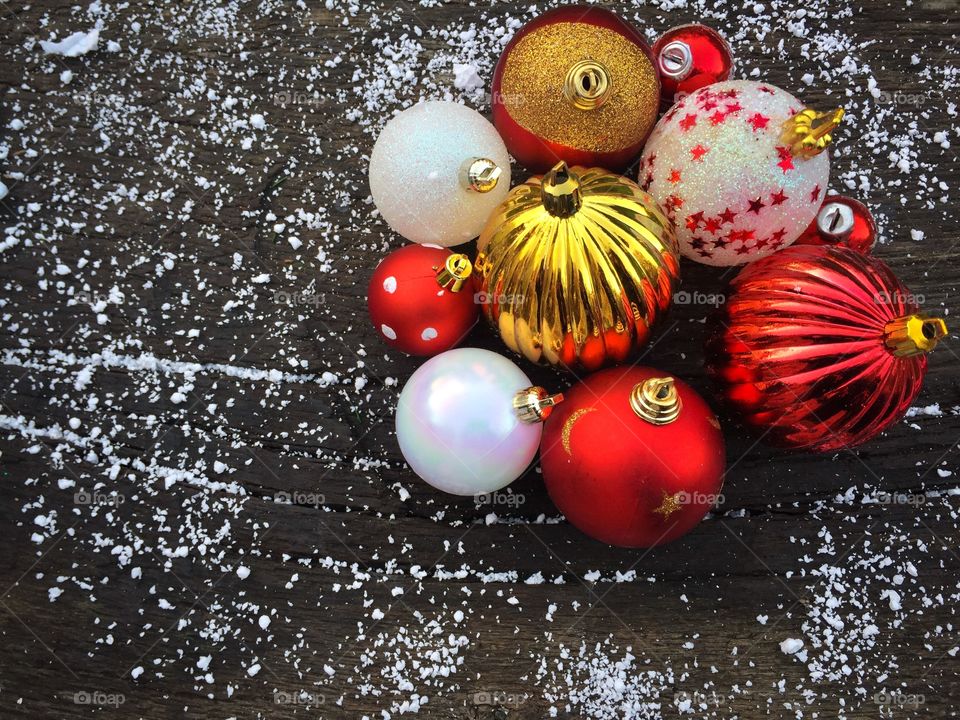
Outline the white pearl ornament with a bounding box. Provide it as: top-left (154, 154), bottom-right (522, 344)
top-left (369, 101), bottom-right (511, 247)
top-left (395, 348), bottom-right (561, 496)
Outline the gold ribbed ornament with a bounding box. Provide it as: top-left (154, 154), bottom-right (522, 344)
top-left (475, 163), bottom-right (680, 372)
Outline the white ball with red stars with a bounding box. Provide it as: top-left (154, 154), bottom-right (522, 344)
top-left (639, 80), bottom-right (831, 266)
top-left (367, 244), bottom-right (479, 356)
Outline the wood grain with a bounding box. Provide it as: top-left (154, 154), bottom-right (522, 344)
top-left (0, 1), bottom-right (958, 718)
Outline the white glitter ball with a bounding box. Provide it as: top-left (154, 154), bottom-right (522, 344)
top-left (369, 101), bottom-right (511, 247)
top-left (640, 80), bottom-right (832, 267)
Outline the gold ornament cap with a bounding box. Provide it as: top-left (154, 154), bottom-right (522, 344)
top-left (563, 60), bottom-right (612, 110)
top-left (434, 254), bottom-right (473, 293)
top-left (781, 107), bottom-right (845, 159)
top-left (462, 158), bottom-right (502, 193)
top-left (630, 377), bottom-right (682, 425)
top-left (513, 386), bottom-right (564, 424)
top-left (541, 162), bottom-right (583, 218)
top-left (884, 313), bottom-right (947, 357)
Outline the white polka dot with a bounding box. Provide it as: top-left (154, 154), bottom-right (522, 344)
top-left (382, 276), bottom-right (397, 293)
top-left (421, 327), bottom-right (438, 341)
top-left (381, 324), bottom-right (397, 340)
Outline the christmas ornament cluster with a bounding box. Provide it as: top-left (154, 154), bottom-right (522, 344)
top-left (365, 7), bottom-right (947, 548)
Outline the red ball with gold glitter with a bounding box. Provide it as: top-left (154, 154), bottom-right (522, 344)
top-left (705, 245), bottom-right (947, 451)
top-left (367, 245), bottom-right (478, 356)
top-left (653, 24), bottom-right (734, 107)
top-left (491, 6), bottom-right (660, 172)
top-left (540, 366), bottom-right (726, 548)
top-left (795, 194), bottom-right (877, 254)
top-left (640, 80), bottom-right (845, 266)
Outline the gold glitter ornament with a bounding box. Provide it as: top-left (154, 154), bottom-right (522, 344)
top-left (475, 163), bottom-right (680, 373)
top-left (491, 6), bottom-right (660, 173)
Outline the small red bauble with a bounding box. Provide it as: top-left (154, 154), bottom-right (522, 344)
top-left (491, 6), bottom-right (660, 172)
top-left (653, 24), bottom-right (734, 107)
top-left (367, 245), bottom-right (478, 356)
top-left (540, 366), bottom-right (725, 548)
top-left (705, 245), bottom-right (947, 452)
top-left (795, 194), bottom-right (877, 254)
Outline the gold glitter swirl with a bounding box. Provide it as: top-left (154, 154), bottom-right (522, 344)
top-left (561, 407), bottom-right (596, 455)
top-left (500, 23), bottom-right (659, 152)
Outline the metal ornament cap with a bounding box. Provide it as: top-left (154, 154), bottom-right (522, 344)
top-left (658, 40), bottom-right (693, 80)
top-left (781, 106), bottom-right (845, 159)
top-left (563, 60), bottom-right (613, 110)
top-left (817, 201), bottom-right (855, 241)
top-left (884, 314), bottom-right (948, 357)
top-left (541, 162), bottom-right (584, 217)
top-left (463, 157), bottom-right (503, 193)
top-left (630, 377), bottom-right (682, 425)
top-left (513, 386), bottom-right (565, 424)
top-left (434, 253), bottom-right (473, 293)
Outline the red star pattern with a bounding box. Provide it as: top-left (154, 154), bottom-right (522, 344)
top-left (709, 110), bottom-right (727, 125)
top-left (810, 185), bottom-right (822, 203)
top-left (747, 113), bottom-right (770, 131)
top-left (718, 208), bottom-right (737, 224)
top-left (747, 196), bottom-right (766, 214)
top-left (725, 102), bottom-right (743, 114)
top-left (679, 113), bottom-right (698, 131)
top-left (718, 89), bottom-right (740, 99)
top-left (685, 211), bottom-right (704, 230)
top-left (769, 228), bottom-right (788, 248)
top-left (704, 217), bottom-right (722, 234)
top-left (776, 146), bottom-right (795, 173)
top-left (668, 169), bottom-right (682, 184)
top-left (690, 144), bottom-right (709, 162)
top-left (770, 189), bottom-right (789, 206)
top-left (759, 85), bottom-right (776, 95)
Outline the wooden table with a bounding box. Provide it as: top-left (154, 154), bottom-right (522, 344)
top-left (0, 1), bottom-right (957, 717)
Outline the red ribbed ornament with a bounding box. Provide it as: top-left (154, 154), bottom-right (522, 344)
top-left (705, 245), bottom-right (947, 451)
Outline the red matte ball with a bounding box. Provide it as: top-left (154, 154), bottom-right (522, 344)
top-left (653, 24), bottom-right (734, 107)
top-left (795, 194), bottom-right (877, 254)
top-left (367, 245), bottom-right (478, 356)
top-left (540, 366), bottom-right (726, 548)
